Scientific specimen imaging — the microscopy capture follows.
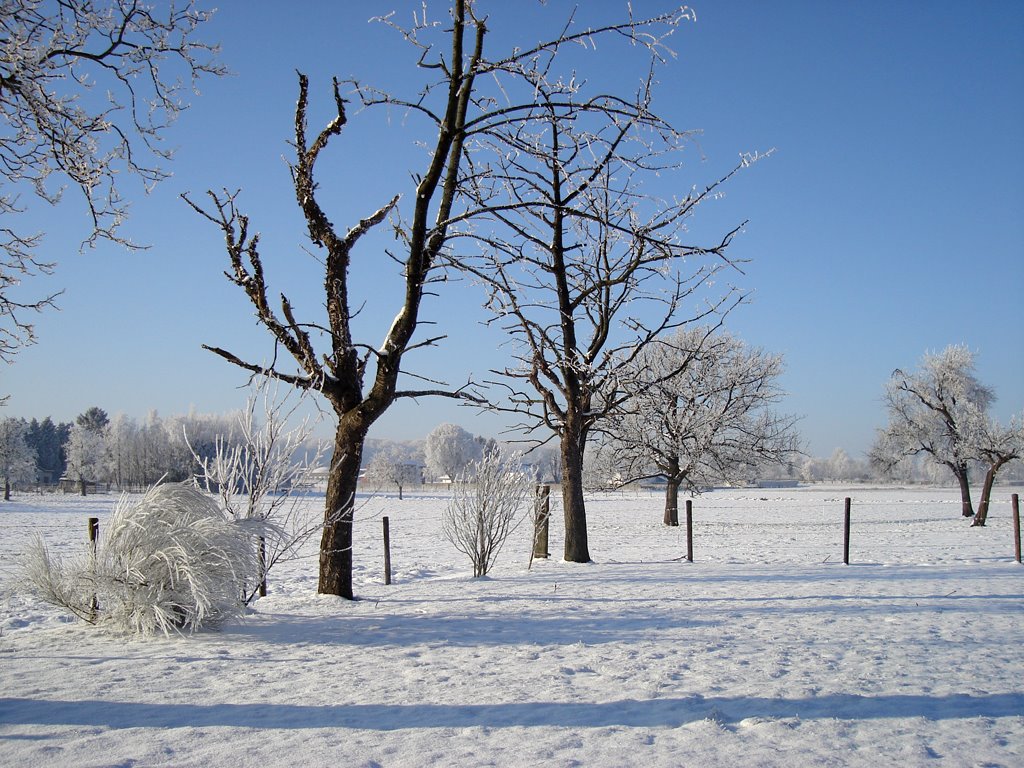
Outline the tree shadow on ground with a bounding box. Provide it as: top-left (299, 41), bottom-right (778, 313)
top-left (2, 691), bottom-right (1021, 731)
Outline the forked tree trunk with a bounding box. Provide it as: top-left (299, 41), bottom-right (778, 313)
top-left (561, 423), bottom-right (591, 563)
top-left (664, 477), bottom-right (680, 526)
top-left (319, 422), bottom-right (367, 600)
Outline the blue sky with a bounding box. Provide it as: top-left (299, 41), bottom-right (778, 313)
top-left (2, 0), bottom-right (1022, 458)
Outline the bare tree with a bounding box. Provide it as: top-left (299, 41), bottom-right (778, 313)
top-left (185, 1), bottom-right (693, 597)
top-left (65, 422), bottom-right (104, 495)
top-left (601, 327), bottom-right (799, 525)
top-left (442, 449), bottom-right (529, 577)
top-left (453, 23), bottom-right (761, 561)
top-left (0, 0), bottom-right (223, 361)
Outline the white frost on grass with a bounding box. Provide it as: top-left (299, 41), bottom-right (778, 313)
top-left (0, 484), bottom-right (1022, 767)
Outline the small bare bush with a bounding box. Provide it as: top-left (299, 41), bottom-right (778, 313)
top-left (23, 483), bottom-right (257, 636)
top-left (442, 450), bottom-right (530, 577)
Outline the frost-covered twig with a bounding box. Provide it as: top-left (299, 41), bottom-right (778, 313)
top-left (189, 376), bottom-right (327, 603)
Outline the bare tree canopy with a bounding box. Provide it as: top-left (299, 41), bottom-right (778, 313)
top-left (186, 0), bottom-right (704, 597)
top-left (446, 6), bottom-right (765, 561)
top-left (0, 0), bottom-right (223, 361)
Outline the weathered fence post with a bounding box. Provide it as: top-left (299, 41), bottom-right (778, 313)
top-left (1012, 494), bottom-right (1021, 565)
top-left (258, 536), bottom-right (268, 597)
top-left (843, 497), bottom-right (852, 565)
top-left (533, 485), bottom-right (551, 560)
top-left (685, 499), bottom-right (693, 563)
top-left (87, 517), bottom-right (99, 617)
top-left (383, 516), bottom-right (392, 585)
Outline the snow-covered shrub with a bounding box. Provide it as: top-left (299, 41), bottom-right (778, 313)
top-left (189, 376), bottom-right (327, 604)
top-left (23, 483), bottom-right (258, 636)
top-left (442, 450), bottom-right (530, 577)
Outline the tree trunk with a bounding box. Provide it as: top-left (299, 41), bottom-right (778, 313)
top-left (972, 459), bottom-right (1007, 527)
top-left (664, 477), bottom-right (680, 526)
top-left (318, 421), bottom-right (367, 599)
top-left (79, 477), bottom-right (87, 497)
top-left (560, 422), bottom-right (591, 563)
top-left (952, 464), bottom-right (974, 517)
top-left (3, 480), bottom-right (9, 501)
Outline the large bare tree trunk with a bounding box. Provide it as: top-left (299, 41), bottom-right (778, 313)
top-left (561, 423), bottom-right (590, 563)
top-left (664, 477), bottom-right (680, 527)
top-left (318, 421), bottom-right (366, 600)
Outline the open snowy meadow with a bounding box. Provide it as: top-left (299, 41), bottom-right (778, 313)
top-left (1, 484), bottom-right (1022, 767)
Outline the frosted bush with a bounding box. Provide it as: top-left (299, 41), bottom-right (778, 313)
top-left (442, 450), bottom-right (530, 577)
top-left (23, 483), bottom-right (258, 636)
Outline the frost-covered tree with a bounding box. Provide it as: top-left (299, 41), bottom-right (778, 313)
top-left (166, 410), bottom-right (244, 481)
top-left (0, 415), bottom-right (35, 498)
top-left (827, 448), bottom-right (853, 483)
top-left (185, 2), bottom-right (691, 598)
top-left (455, 15), bottom-right (760, 561)
top-left (870, 344), bottom-right (1019, 524)
top-left (603, 328), bottom-right (798, 525)
top-left (424, 423), bottom-right (481, 482)
top-left (442, 450), bottom-right (530, 577)
top-left (0, 0), bottom-right (223, 361)
top-left (135, 410), bottom-right (172, 485)
top-left (365, 444), bottom-right (422, 500)
top-left (971, 416), bottom-right (1023, 526)
top-left (64, 423), bottom-right (104, 494)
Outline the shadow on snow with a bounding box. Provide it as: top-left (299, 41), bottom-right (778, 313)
top-left (2, 692), bottom-right (1022, 731)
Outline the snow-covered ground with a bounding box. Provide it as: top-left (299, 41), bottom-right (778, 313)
top-left (1, 484), bottom-right (1022, 767)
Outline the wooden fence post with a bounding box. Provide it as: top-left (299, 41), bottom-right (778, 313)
top-left (1012, 494), bottom-right (1021, 565)
top-left (843, 497), bottom-right (852, 565)
top-left (258, 537), bottom-right (268, 597)
top-left (383, 516), bottom-right (392, 585)
top-left (87, 517), bottom-right (99, 617)
top-left (685, 499), bottom-right (693, 563)
top-left (533, 485), bottom-right (551, 559)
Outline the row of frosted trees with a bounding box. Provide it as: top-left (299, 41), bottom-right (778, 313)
top-left (0, 407), bottom-right (315, 495)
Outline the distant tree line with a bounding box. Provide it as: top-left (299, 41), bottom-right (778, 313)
top-left (0, 406), bottom-right (324, 496)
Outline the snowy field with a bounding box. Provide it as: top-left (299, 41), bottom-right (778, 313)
top-left (1, 484), bottom-right (1022, 767)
